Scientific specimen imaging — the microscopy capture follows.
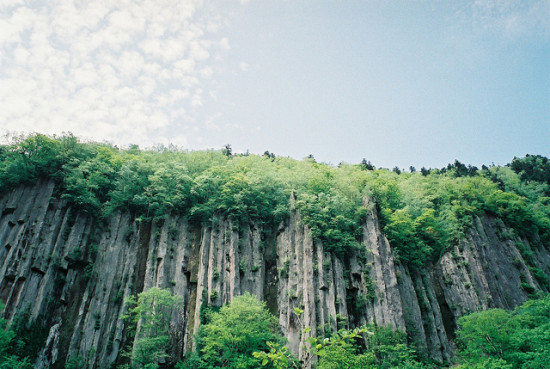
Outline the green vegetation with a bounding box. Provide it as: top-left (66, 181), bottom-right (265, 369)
top-left (254, 296), bottom-right (550, 369)
top-left (2, 134), bottom-right (550, 368)
top-left (3, 292), bottom-right (550, 368)
top-left (256, 307), bottom-right (434, 369)
top-left (0, 133), bottom-right (548, 264)
top-left (179, 295), bottom-right (435, 369)
top-left (181, 293), bottom-right (288, 369)
top-left (0, 304), bottom-right (33, 369)
top-left (2, 133), bottom-right (549, 267)
top-left (308, 325), bottom-right (430, 369)
top-left (510, 154), bottom-right (550, 188)
top-left (455, 294), bottom-right (550, 368)
top-left (121, 287), bottom-right (182, 369)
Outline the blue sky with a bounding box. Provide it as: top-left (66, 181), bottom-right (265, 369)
top-left (1, 0), bottom-right (549, 169)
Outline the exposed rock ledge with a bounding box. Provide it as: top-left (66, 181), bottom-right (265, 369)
top-left (1, 181), bottom-right (548, 368)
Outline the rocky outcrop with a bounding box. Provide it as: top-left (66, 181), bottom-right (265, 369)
top-left (1, 182), bottom-right (549, 368)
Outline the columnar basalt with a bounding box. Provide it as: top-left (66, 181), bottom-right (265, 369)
top-left (1, 182), bottom-right (549, 368)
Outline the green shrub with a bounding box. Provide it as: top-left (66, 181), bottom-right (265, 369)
top-left (456, 294), bottom-right (550, 368)
top-left (2, 134), bottom-right (549, 268)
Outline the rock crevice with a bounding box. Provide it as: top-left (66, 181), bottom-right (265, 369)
top-left (0, 182), bottom-right (549, 368)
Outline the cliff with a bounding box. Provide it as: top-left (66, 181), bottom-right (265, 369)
top-left (1, 181), bottom-right (549, 368)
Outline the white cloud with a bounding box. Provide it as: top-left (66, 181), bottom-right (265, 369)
top-left (470, 0), bottom-right (550, 40)
top-left (219, 37), bottom-right (231, 50)
top-left (118, 51), bottom-right (146, 80)
top-left (139, 38), bottom-right (187, 62)
top-left (191, 89), bottom-right (203, 107)
top-left (73, 63), bottom-right (98, 86)
top-left (0, 7), bottom-right (38, 47)
top-left (13, 46), bottom-right (29, 64)
top-left (200, 66), bottom-right (213, 78)
top-left (189, 40), bottom-right (210, 61)
top-left (0, 0), bottom-right (228, 147)
top-left (0, 0), bottom-right (23, 12)
top-left (205, 112), bottom-right (223, 131)
top-left (174, 59), bottom-right (196, 77)
top-left (239, 61), bottom-right (250, 72)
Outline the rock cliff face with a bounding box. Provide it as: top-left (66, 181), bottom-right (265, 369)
top-left (1, 182), bottom-right (549, 368)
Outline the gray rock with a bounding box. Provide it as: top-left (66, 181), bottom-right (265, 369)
top-left (0, 182), bottom-right (548, 368)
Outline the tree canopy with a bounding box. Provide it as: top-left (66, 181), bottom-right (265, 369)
top-left (0, 303), bottom-right (33, 369)
top-left (455, 294), bottom-right (550, 369)
top-left (185, 293), bottom-right (286, 369)
top-left (1, 133), bottom-right (549, 267)
top-left (122, 287), bottom-right (182, 369)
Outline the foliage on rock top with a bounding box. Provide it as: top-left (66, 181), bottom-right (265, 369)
top-left (455, 294), bottom-right (550, 369)
top-left (188, 293), bottom-right (285, 369)
top-left (1, 133), bottom-right (549, 266)
top-left (122, 287), bottom-right (182, 369)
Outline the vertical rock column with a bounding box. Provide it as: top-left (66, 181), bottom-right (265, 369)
top-left (360, 200), bottom-right (405, 329)
top-left (276, 208), bottom-right (315, 361)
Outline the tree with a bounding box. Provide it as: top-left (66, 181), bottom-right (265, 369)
top-left (360, 159), bottom-right (375, 171)
top-left (0, 303), bottom-right (33, 369)
top-left (256, 314), bottom-right (429, 369)
top-left (222, 144), bottom-right (233, 157)
top-left (510, 154), bottom-right (550, 186)
top-left (263, 151), bottom-right (276, 159)
top-left (123, 288), bottom-right (182, 369)
top-left (456, 295), bottom-right (550, 368)
top-left (310, 327), bottom-right (372, 369)
top-left (253, 342), bottom-right (300, 369)
top-left (310, 325), bottom-right (426, 369)
top-left (192, 293), bottom-right (286, 369)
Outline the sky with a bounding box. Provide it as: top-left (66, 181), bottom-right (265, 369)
top-left (0, 0), bottom-right (549, 169)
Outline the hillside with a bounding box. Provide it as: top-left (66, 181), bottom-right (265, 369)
top-left (1, 133), bottom-right (549, 368)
